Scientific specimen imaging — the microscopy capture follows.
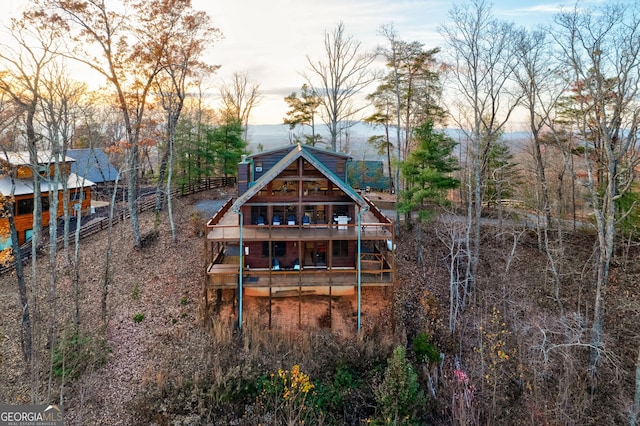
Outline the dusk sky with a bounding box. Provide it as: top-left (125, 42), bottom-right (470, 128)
top-left (2, 1), bottom-right (612, 126)
top-left (195, 0), bottom-right (605, 125)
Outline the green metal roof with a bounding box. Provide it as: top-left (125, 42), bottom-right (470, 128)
top-left (232, 143), bottom-right (366, 212)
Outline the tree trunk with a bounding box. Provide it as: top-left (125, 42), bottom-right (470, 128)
top-left (589, 163), bottom-right (616, 375)
top-left (417, 223), bottom-right (423, 265)
top-left (8, 204), bottom-right (31, 363)
top-left (128, 145), bottom-right (141, 247)
top-left (101, 172), bottom-right (121, 326)
top-left (167, 116), bottom-right (177, 242)
top-left (155, 147), bottom-right (170, 213)
top-left (631, 345), bottom-right (640, 426)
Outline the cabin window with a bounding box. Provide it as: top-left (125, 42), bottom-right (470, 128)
top-left (251, 206), bottom-right (267, 225)
top-left (17, 198), bottom-right (33, 215)
top-left (16, 199), bottom-right (33, 215)
top-left (262, 241), bottom-right (286, 257)
top-left (16, 196), bottom-right (51, 215)
top-left (333, 240), bottom-right (348, 257)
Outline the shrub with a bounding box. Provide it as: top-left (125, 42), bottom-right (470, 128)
top-left (131, 283), bottom-right (140, 300)
top-left (374, 346), bottom-right (425, 425)
top-left (313, 364), bottom-right (361, 419)
top-left (133, 313), bottom-right (145, 323)
top-left (256, 364), bottom-right (323, 425)
top-left (412, 332), bottom-right (440, 364)
top-left (52, 332), bottom-right (110, 380)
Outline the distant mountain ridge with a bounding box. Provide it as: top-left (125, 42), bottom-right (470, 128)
top-left (245, 123), bottom-right (532, 162)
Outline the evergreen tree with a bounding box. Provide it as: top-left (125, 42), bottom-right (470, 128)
top-left (399, 121), bottom-right (459, 221)
top-left (375, 346), bottom-right (426, 425)
top-left (399, 121), bottom-right (459, 265)
top-left (283, 84), bottom-right (322, 146)
top-left (484, 139), bottom-right (520, 208)
top-left (174, 119), bottom-right (215, 186)
top-left (207, 118), bottom-right (247, 177)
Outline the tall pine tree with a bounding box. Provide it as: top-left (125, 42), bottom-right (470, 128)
top-left (399, 121), bottom-right (459, 264)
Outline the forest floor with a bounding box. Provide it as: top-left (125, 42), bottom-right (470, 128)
top-left (0, 186), bottom-right (639, 425)
top-left (0, 187), bottom-right (393, 424)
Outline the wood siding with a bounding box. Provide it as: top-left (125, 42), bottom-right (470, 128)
top-left (4, 187), bottom-right (91, 245)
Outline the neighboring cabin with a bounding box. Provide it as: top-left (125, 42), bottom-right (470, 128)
top-left (346, 160), bottom-right (389, 192)
top-left (205, 143), bottom-right (395, 329)
top-left (67, 148), bottom-right (119, 193)
top-left (0, 152), bottom-right (94, 248)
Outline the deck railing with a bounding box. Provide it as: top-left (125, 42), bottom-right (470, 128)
top-left (207, 221), bottom-right (394, 241)
top-left (206, 266), bottom-right (393, 288)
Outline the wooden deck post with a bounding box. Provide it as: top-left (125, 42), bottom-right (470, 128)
top-left (269, 287), bottom-right (272, 329)
top-left (298, 286), bottom-right (302, 329)
top-left (329, 286), bottom-right (332, 329)
top-left (203, 238), bottom-right (210, 326)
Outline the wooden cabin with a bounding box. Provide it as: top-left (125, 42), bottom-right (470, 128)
top-left (0, 152), bottom-right (94, 248)
top-left (67, 148), bottom-right (119, 194)
top-left (205, 143), bottom-right (395, 329)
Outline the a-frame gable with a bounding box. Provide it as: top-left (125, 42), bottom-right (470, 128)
top-left (232, 144), bottom-right (366, 212)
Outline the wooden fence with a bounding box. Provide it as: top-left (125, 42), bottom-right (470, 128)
top-left (0, 176), bottom-right (236, 275)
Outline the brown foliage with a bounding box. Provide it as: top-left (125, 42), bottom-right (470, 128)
top-left (0, 191), bottom-right (638, 424)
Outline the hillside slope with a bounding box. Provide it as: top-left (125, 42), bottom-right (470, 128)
top-left (0, 189), bottom-right (638, 425)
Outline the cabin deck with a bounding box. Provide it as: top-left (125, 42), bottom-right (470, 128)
top-left (206, 209), bottom-right (392, 242)
top-left (206, 262), bottom-right (393, 289)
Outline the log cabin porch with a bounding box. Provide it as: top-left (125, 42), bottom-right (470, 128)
top-left (204, 198), bottom-right (395, 330)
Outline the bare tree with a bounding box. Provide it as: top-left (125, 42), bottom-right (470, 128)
top-left (440, 0), bottom-right (521, 294)
top-left (512, 27), bottom-right (568, 241)
top-left (305, 21), bottom-right (376, 152)
top-left (554, 2), bottom-right (640, 375)
top-left (219, 71), bottom-right (261, 141)
top-left (633, 344), bottom-right (640, 426)
top-left (0, 11), bottom-right (65, 402)
top-left (378, 24), bottom-right (404, 229)
top-left (435, 216), bottom-right (468, 333)
top-left (150, 1), bottom-right (221, 243)
top-left (0, 94), bottom-right (32, 368)
top-left (34, 0), bottom-right (189, 247)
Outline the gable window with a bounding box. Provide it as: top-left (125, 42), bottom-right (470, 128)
top-left (336, 162), bottom-right (345, 174)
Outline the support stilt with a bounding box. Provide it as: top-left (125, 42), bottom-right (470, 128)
top-left (298, 286), bottom-right (302, 329)
top-left (269, 287), bottom-right (272, 329)
top-left (329, 286), bottom-right (332, 329)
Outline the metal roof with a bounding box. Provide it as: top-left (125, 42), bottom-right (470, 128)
top-left (0, 151), bottom-right (76, 166)
top-left (247, 143), bottom-right (351, 161)
top-left (0, 172), bottom-right (94, 196)
top-left (67, 148), bottom-right (119, 183)
top-left (232, 143), bottom-right (366, 213)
